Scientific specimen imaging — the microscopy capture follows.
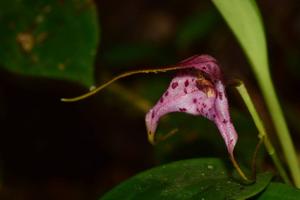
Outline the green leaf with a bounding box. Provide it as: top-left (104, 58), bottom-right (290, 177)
top-left (257, 182), bottom-right (300, 200)
top-left (0, 0), bottom-right (99, 87)
top-left (100, 158), bottom-right (272, 200)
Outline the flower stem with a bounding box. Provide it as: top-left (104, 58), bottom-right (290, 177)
top-left (251, 137), bottom-right (263, 179)
top-left (61, 65), bottom-right (184, 102)
top-left (235, 81), bottom-right (291, 185)
top-left (229, 153), bottom-right (250, 182)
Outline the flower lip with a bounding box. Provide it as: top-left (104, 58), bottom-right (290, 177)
top-left (147, 130), bottom-right (156, 145)
top-left (145, 54), bottom-right (238, 156)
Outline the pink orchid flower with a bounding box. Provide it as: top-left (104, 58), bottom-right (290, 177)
top-left (61, 54), bottom-right (246, 179)
top-left (145, 55), bottom-right (237, 157)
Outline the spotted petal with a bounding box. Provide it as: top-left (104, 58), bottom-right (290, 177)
top-left (178, 54), bottom-right (221, 80)
top-left (145, 55), bottom-right (237, 156)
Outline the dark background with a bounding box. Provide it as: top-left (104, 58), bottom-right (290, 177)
top-left (1, 0), bottom-right (300, 199)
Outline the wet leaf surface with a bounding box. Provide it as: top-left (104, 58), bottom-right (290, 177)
top-left (100, 158), bottom-right (272, 200)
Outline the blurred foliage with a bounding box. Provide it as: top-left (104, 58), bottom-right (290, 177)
top-left (101, 42), bottom-right (162, 68)
top-left (176, 9), bottom-right (219, 49)
top-left (0, 0), bottom-right (99, 87)
top-left (100, 158), bottom-right (272, 200)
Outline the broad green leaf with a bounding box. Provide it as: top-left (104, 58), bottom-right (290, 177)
top-left (0, 0), bottom-right (99, 87)
top-left (212, 0), bottom-right (300, 187)
top-left (100, 158), bottom-right (272, 200)
top-left (257, 182), bottom-right (300, 200)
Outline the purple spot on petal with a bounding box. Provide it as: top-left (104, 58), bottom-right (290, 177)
top-left (165, 91), bottom-right (169, 96)
top-left (172, 82), bottom-right (178, 89)
top-left (151, 112), bottom-right (155, 119)
top-left (179, 108), bottom-right (187, 112)
top-left (213, 114), bottom-right (216, 118)
top-left (202, 103), bottom-right (207, 108)
top-left (160, 97), bottom-right (164, 103)
top-left (184, 80), bottom-right (189, 87)
top-left (219, 92), bottom-right (223, 100)
top-left (222, 119), bottom-right (227, 124)
top-left (184, 88), bottom-right (187, 94)
top-left (193, 98), bottom-right (197, 103)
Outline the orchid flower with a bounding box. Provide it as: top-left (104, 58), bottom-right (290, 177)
top-left (145, 55), bottom-right (238, 157)
top-left (61, 54), bottom-right (247, 180)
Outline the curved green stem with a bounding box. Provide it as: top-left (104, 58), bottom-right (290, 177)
top-left (235, 81), bottom-right (291, 184)
top-left (251, 137), bottom-right (263, 180)
top-left (229, 153), bottom-right (250, 182)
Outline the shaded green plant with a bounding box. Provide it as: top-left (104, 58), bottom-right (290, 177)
top-left (0, 0), bottom-right (99, 87)
top-left (1, 0), bottom-right (299, 199)
top-left (60, 1), bottom-right (300, 198)
top-left (101, 158), bottom-right (273, 200)
top-left (212, 0), bottom-right (300, 187)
